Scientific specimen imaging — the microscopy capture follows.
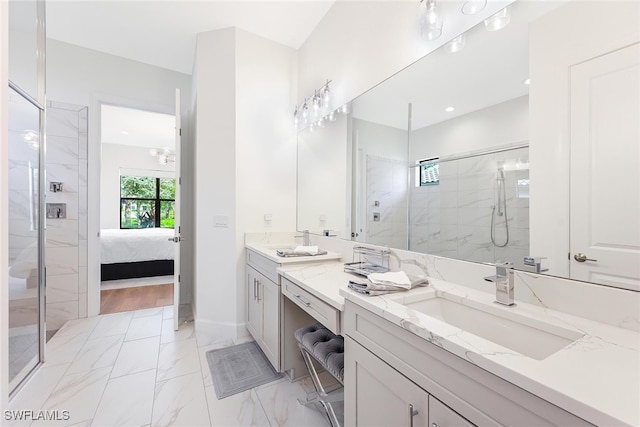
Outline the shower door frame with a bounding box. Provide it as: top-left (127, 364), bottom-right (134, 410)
top-left (7, 0), bottom-right (47, 396)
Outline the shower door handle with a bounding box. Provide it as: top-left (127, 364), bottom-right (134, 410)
top-left (574, 253), bottom-right (597, 263)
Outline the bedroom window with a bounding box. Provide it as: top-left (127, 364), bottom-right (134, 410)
top-left (120, 176), bottom-right (175, 229)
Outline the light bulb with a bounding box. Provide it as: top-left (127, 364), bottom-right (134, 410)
top-left (328, 111), bottom-right (337, 122)
top-left (302, 100), bottom-right (309, 122)
top-left (323, 84), bottom-right (331, 108)
top-left (340, 104), bottom-right (349, 114)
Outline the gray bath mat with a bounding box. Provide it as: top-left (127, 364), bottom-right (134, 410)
top-left (206, 341), bottom-right (283, 399)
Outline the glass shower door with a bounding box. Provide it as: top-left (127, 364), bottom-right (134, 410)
top-left (7, 87), bottom-right (43, 391)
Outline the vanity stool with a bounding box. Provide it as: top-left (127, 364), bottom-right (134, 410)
top-left (294, 322), bottom-right (344, 427)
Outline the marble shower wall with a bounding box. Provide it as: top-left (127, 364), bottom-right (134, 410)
top-left (45, 101), bottom-right (88, 331)
top-left (409, 147), bottom-right (529, 266)
top-left (366, 155), bottom-right (408, 250)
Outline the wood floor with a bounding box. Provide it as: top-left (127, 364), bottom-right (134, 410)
top-left (100, 284), bottom-right (174, 315)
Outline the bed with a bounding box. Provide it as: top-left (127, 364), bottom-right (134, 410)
top-left (100, 228), bottom-right (175, 281)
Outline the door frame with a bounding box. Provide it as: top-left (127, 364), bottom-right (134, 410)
top-left (87, 94), bottom-right (177, 316)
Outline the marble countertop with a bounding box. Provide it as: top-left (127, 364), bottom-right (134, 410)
top-left (278, 261), bottom-right (353, 311)
top-left (245, 242), bottom-right (343, 265)
top-left (340, 278), bottom-right (640, 427)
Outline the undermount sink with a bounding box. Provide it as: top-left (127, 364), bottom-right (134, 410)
top-left (399, 295), bottom-right (584, 360)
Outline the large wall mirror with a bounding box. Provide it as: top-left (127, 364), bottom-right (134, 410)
top-left (297, 0), bottom-right (640, 291)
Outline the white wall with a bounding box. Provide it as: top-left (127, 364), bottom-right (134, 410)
top-left (46, 39), bottom-right (193, 315)
top-left (100, 143), bottom-right (175, 230)
top-left (411, 96), bottom-right (529, 160)
top-left (1, 0), bottom-right (10, 409)
top-left (194, 28), bottom-right (297, 339)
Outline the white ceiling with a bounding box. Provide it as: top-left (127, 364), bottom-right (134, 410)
top-left (101, 104), bottom-right (176, 149)
top-left (46, 0), bottom-right (335, 75)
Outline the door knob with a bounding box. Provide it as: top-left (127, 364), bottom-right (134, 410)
top-left (574, 253), bottom-right (597, 263)
top-left (168, 236), bottom-right (184, 242)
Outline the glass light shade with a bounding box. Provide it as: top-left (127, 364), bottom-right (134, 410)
top-left (461, 0), bottom-right (486, 15)
top-left (328, 111), bottom-right (337, 122)
top-left (323, 85), bottom-right (331, 107)
top-left (445, 34), bottom-right (466, 53)
top-left (484, 6), bottom-right (510, 31)
top-left (420, 0), bottom-right (443, 41)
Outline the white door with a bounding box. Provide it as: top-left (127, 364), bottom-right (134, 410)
top-left (570, 43), bottom-right (640, 290)
top-left (173, 89), bottom-right (182, 330)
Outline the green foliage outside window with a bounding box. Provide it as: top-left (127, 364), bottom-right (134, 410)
top-left (120, 176), bottom-right (176, 229)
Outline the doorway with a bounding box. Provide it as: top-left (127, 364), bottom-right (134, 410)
top-left (98, 104), bottom-right (177, 314)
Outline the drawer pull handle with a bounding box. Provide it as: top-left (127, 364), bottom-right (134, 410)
top-left (408, 404), bottom-right (418, 427)
top-left (295, 294), bottom-right (311, 307)
top-left (256, 280), bottom-right (261, 302)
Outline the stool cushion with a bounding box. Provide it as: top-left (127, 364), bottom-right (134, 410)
top-left (295, 322), bottom-right (344, 382)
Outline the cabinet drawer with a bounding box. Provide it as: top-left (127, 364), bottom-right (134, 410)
top-left (247, 249), bottom-right (279, 284)
top-left (281, 277), bottom-right (340, 335)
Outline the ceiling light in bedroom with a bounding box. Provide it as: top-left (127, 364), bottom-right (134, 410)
top-left (150, 147), bottom-right (175, 164)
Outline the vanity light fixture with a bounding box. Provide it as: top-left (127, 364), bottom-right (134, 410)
top-left (293, 80), bottom-right (350, 131)
top-left (419, 0), bottom-right (443, 41)
top-left (149, 147), bottom-right (175, 164)
top-left (445, 106), bottom-right (455, 112)
top-left (445, 34), bottom-right (466, 53)
top-left (461, 0), bottom-right (486, 15)
top-left (484, 6), bottom-right (511, 31)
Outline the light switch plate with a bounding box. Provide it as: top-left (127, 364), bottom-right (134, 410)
top-left (214, 215), bottom-right (228, 227)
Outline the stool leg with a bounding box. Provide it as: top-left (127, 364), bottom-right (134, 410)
top-left (296, 343), bottom-right (343, 427)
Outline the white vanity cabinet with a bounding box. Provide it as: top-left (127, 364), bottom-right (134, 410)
top-left (246, 250), bottom-right (281, 370)
top-left (344, 300), bottom-right (594, 427)
top-left (346, 335), bottom-right (472, 427)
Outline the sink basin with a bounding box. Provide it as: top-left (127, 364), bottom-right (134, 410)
top-left (401, 295), bottom-right (583, 360)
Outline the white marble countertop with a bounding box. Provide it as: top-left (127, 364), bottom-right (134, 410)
top-left (245, 242), bottom-right (343, 265)
top-left (340, 278), bottom-right (640, 427)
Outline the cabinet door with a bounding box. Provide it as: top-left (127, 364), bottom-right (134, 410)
top-left (345, 337), bottom-right (429, 426)
top-left (429, 396), bottom-right (474, 427)
top-left (260, 278), bottom-right (280, 370)
top-left (246, 267), bottom-right (262, 340)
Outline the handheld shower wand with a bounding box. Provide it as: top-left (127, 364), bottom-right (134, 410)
top-left (491, 167), bottom-right (509, 247)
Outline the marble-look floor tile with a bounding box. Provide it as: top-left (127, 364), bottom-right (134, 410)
top-left (152, 372), bottom-right (210, 427)
top-left (157, 339), bottom-right (200, 382)
top-left (45, 332), bottom-right (90, 366)
top-left (34, 366), bottom-right (111, 426)
top-left (124, 314), bottom-right (163, 341)
top-left (205, 386), bottom-right (271, 427)
top-left (66, 334), bottom-right (124, 375)
top-left (134, 307), bottom-right (165, 318)
top-left (55, 316), bottom-right (100, 338)
top-left (160, 318), bottom-right (195, 344)
top-left (256, 377), bottom-right (329, 427)
top-left (89, 311), bottom-right (133, 339)
top-left (7, 363), bottom-right (70, 426)
top-left (111, 336), bottom-right (160, 378)
top-left (93, 369), bottom-right (156, 427)
top-left (162, 305), bottom-right (173, 320)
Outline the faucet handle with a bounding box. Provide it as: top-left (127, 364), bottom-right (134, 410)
top-left (493, 261), bottom-right (512, 277)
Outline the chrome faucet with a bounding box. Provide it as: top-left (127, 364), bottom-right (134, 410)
top-left (484, 261), bottom-right (515, 306)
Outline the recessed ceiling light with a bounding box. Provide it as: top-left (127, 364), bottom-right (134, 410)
top-left (445, 106), bottom-right (455, 112)
top-left (522, 78), bottom-right (531, 85)
top-left (120, 131), bottom-right (129, 135)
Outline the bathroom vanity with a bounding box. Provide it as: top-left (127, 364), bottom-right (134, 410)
top-left (244, 238), bottom-right (342, 373)
top-left (245, 233), bottom-right (639, 426)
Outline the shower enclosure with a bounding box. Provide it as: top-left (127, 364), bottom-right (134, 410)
top-left (7, 0), bottom-right (46, 394)
top-left (409, 145), bottom-right (530, 266)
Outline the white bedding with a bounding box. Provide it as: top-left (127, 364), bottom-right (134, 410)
top-left (100, 228), bottom-right (175, 264)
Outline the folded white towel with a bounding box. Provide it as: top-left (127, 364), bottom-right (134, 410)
top-left (294, 245), bottom-right (319, 255)
top-left (368, 271), bottom-right (412, 289)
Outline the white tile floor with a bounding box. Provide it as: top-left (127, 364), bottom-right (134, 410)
top-left (7, 306), bottom-right (331, 427)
